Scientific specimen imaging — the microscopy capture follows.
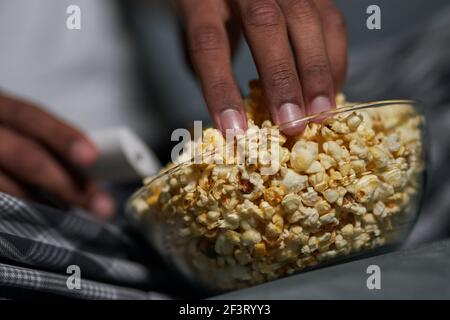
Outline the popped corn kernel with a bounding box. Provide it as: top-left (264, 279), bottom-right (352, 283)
top-left (318, 153), bottom-right (336, 170)
top-left (281, 169), bottom-right (308, 193)
top-left (301, 187), bottom-right (319, 207)
top-left (319, 212), bottom-right (338, 225)
top-left (265, 222), bottom-right (282, 239)
top-left (341, 224), bottom-right (354, 238)
top-left (290, 140), bottom-right (318, 172)
top-left (346, 113), bottom-right (363, 131)
top-left (253, 243), bottom-right (267, 257)
top-left (306, 160), bottom-right (324, 174)
top-left (323, 188), bottom-right (339, 203)
top-left (326, 118), bottom-right (350, 134)
top-left (370, 146), bottom-right (390, 168)
top-left (315, 200), bottom-right (332, 215)
top-left (207, 210), bottom-right (221, 221)
top-left (225, 230), bottom-right (241, 245)
top-left (349, 139), bottom-right (370, 160)
top-left (242, 229), bottom-right (262, 246)
top-left (260, 201), bottom-right (276, 220)
top-left (354, 175), bottom-right (380, 203)
top-left (281, 193), bottom-right (302, 214)
top-left (382, 168), bottom-right (406, 189)
top-left (263, 186), bottom-right (285, 206)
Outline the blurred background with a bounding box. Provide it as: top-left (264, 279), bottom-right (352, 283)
top-left (1, 0), bottom-right (447, 155)
top-left (0, 0), bottom-right (449, 245)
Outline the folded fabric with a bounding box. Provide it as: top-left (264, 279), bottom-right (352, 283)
top-left (0, 192), bottom-right (166, 299)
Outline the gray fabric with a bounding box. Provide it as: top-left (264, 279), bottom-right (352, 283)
top-left (0, 192), bottom-right (167, 299)
top-left (344, 6), bottom-right (450, 246)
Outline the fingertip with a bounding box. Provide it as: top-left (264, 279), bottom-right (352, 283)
top-left (89, 192), bottom-right (116, 219)
top-left (70, 140), bottom-right (98, 167)
top-left (310, 95), bottom-right (334, 114)
top-left (310, 95), bottom-right (335, 123)
top-left (278, 103), bottom-right (306, 136)
top-left (219, 109), bottom-right (247, 135)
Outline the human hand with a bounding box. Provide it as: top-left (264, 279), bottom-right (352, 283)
top-left (0, 93), bottom-right (115, 219)
top-left (179, 0), bottom-right (347, 135)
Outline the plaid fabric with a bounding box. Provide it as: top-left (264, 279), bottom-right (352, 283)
top-left (0, 262), bottom-right (166, 300)
top-left (0, 192), bottom-right (166, 299)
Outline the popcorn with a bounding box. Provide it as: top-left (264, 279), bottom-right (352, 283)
top-left (253, 243), bottom-right (267, 257)
top-left (301, 187), bottom-right (319, 207)
top-left (318, 153), bottom-right (336, 170)
top-left (370, 145), bottom-right (390, 168)
top-left (354, 175), bottom-right (379, 203)
top-left (207, 210), bottom-right (221, 221)
top-left (382, 168), bottom-right (406, 189)
top-left (319, 211), bottom-right (339, 225)
top-left (324, 141), bottom-right (347, 161)
top-left (341, 224), bottom-right (354, 238)
top-left (290, 140), bottom-right (318, 172)
top-left (306, 160), bottom-right (324, 174)
top-left (323, 188), bottom-right (339, 203)
top-left (281, 194), bottom-right (302, 214)
top-left (132, 81), bottom-right (424, 291)
top-left (263, 186), bottom-right (285, 206)
top-left (315, 200), bottom-right (332, 215)
top-left (281, 169), bottom-right (308, 193)
top-left (265, 222), bottom-right (282, 239)
top-left (241, 229), bottom-right (262, 246)
top-left (350, 139), bottom-right (370, 160)
top-left (346, 113), bottom-right (363, 131)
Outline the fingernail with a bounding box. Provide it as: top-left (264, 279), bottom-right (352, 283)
top-left (220, 109), bottom-right (247, 135)
top-left (310, 96), bottom-right (333, 115)
top-left (70, 141), bottom-right (97, 167)
top-left (278, 103), bottom-right (305, 136)
top-left (90, 193), bottom-right (115, 218)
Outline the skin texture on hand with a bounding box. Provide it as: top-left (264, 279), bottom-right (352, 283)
top-left (179, 0), bottom-right (347, 135)
top-left (0, 93), bottom-right (115, 219)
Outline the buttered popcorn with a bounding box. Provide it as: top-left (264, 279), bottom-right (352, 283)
top-left (131, 80), bottom-right (424, 290)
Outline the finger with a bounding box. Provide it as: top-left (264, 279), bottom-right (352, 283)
top-left (0, 170), bottom-right (29, 199)
top-left (0, 94), bottom-right (98, 167)
top-left (278, 0), bottom-right (335, 116)
top-left (236, 0), bottom-right (305, 135)
top-left (0, 127), bottom-right (109, 214)
top-left (180, 0), bottom-right (247, 134)
top-left (314, 0), bottom-right (347, 90)
top-left (82, 181), bottom-right (116, 219)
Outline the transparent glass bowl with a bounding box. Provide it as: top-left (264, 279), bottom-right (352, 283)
top-left (127, 100), bottom-right (426, 292)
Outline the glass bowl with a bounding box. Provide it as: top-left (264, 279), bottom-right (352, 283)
top-left (126, 100), bottom-right (426, 292)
